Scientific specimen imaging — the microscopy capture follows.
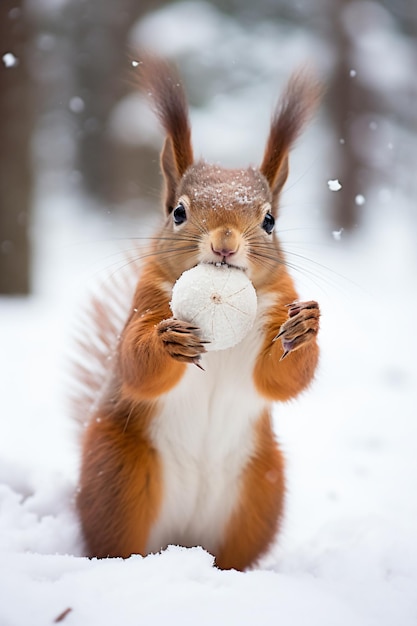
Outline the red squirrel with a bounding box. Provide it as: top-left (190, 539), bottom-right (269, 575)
top-left (75, 57), bottom-right (321, 571)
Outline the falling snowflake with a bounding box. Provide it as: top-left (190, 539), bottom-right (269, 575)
top-left (332, 228), bottom-right (344, 241)
top-left (328, 179), bottom-right (342, 192)
top-left (69, 97), bottom-right (85, 113)
top-left (2, 53), bottom-right (18, 68)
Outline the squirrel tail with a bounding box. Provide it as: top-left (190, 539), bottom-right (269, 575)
top-left (67, 255), bottom-right (140, 428)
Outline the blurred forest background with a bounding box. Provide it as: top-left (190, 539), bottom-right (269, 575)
top-left (1, 0), bottom-right (416, 295)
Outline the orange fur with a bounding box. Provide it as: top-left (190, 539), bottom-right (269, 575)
top-left (75, 56), bottom-right (322, 570)
top-left (215, 410), bottom-right (286, 570)
top-left (119, 266), bottom-right (187, 401)
top-left (254, 274), bottom-right (320, 401)
top-left (77, 401), bottom-right (162, 558)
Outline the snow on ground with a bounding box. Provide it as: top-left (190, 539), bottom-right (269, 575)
top-left (1, 185), bottom-right (416, 625)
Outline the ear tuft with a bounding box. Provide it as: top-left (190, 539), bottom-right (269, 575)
top-left (138, 56), bottom-right (194, 212)
top-left (261, 70), bottom-right (323, 198)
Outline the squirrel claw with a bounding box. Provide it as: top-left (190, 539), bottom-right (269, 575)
top-left (272, 328), bottom-right (285, 342)
top-left (193, 357), bottom-right (205, 371)
top-left (275, 300), bottom-right (320, 357)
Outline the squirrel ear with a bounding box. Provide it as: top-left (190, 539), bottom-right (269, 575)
top-left (260, 70), bottom-right (322, 202)
top-left (161, 137), bottom-right (180, 215)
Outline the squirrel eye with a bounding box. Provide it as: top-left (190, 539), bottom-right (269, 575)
top-left (173, 203), bottom-right (187, 225)
top-left (261, 212), bottom-right (275, 234)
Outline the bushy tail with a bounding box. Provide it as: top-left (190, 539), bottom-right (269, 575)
top-left (67, 257), bottom-right (140, 428)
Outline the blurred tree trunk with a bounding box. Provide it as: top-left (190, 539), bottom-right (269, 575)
top-left (327, 0), bottom-right (372, 232)
top-left (67, 0), bottom-right (165, 206)
top-left (0, 1), bottom-right (33, 294)
top-left (326, 0), bottom-right (412, 232)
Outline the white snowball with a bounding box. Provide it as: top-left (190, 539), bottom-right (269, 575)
top-left (170, 264), bottom-right (257, 351)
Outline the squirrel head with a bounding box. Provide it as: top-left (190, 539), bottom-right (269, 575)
top-left (139, 56), bottom-right (322, 288)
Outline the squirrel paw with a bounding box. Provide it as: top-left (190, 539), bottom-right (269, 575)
top-left (274, 300), bottom-right (320, 360)
top-left (157, 318), bottom-right (207, 367)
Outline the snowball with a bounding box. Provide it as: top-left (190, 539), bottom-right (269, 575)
top-left (328, 179), bottom-right (342, 192)
top-left (170, 264), bottom-right (257, 352)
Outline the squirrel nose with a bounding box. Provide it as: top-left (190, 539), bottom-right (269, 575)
top-left (211, 243), bottom-right (236, 258)
top-left (210, 227), bottom-right (239, 260)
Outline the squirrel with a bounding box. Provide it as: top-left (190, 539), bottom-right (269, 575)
top-left (74, 57), bottom-right (321, 571)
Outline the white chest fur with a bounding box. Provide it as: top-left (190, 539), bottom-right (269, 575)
top-left (146, 295), bottom-right (274, 556)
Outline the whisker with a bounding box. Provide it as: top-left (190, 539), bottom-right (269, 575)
top-left (247, 239), bottom-right (352, 296)
top-left (282, 249), bottom-right (354, 282)
top-left (122, 404), bottom-right (136, 435)
top-left (242, 223), bottom-right (262, 239)
top-left (136, 246), bottom-right (199, 261)
top-left (278, 226), bottom-right (324, 235)
top-left (247, 250), bottom-right (283, 273)
top-left (92, 245), bottom-right (200, 288)
top-left (276, 258), bottom-right (335, 295)
top-left (126, 235), bottom-right (202, 245)
top-left (282, 253), bottom-right (355, 296)
top-left (188, 216), bottom-right (210, 237)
